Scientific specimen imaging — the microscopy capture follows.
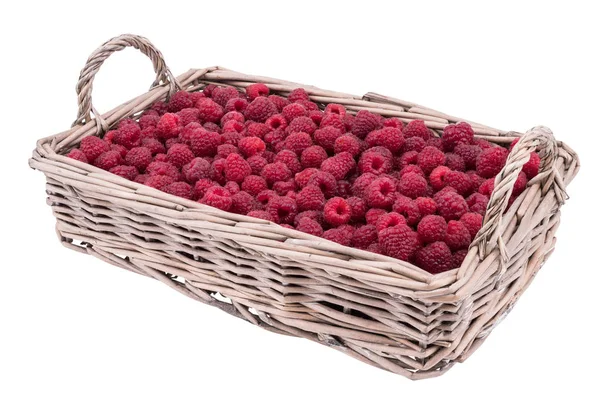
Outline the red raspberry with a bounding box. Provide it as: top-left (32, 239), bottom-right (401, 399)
top-left (154, 153), bottom-right (168, 162)
top-left (364, 208), bottom-right (386, 226)
top-left (379, 225), bottom-right (420, 261)
top-left (296, 185), bottom-right (325, 212)
top-left (182, 157), bottom-right (210, 183)
top-left (334, 134), bottom-right (361, 157)
top-left (245, 83), bottom-right (270, 100)
top-left (314, 126), bottom-right (343, 152)
top-left (403, 120), bottom-right (431, 140)
top-left (212, 86), bottom-right (239, 107)
top-left (301, 146), bottom-right (328, 169)
top-left (145, 175), bottom-right (176, 191)
top-left (478, 178), bottom-right (495, 196)
top-left (221, 122), bottom-right (245, 146)
top-left (358, 151), bottom-right (392, 175)
top-left (365, 127), bottom-right (405, 154)
top-left (224, 153), bottom-right (252, 183)
top-left (189, 128), bottom-right (221, 157)
top-left (196, 98), bottom-right (224, 123)
top-left (165, 137), bottom-right (181, 150)
top-left (164, 181), bottom-right (193, 199)
top-left (265, 114), bottom-right (288, 131)
top-left (221, 111), bottom-right (245, 125)
top-left (176, 108), bottom-right (200, 127)
top-left (351, 225), bottom-right (378, 249)
top-left (286, 116), bottom-right (317, 135)
top-left (111, 144), bottom-right (128, 159)
top-left (460, 212), bottom-right (483, 240)
top-left (399, 165), bottom-right (425, 178)
top-left (352, 110), bottom-right (382, 139)
top-left (224, 181), bottom-right (241, 195)
top-left (307, 171), bottom-right (337, 198)
top-left (443, 170), bottom-right (472, 195)
top-left (454, 144), bottom-right (482, 170)
top-left (151, 100), bottom-right (169, 115)
top-left (247, 155), bottom-right (268, 175)
top-left (442, 122), bottom-right (474, 151)
top-left (523, 152), bottom-right (540, 179)
top-left (366, 177), bottom-right (396, 209)
top-left (180, 122), bottom-right (202, 144)
top-left (294, 168), bottom-right (319, 188)
top-left (397, 150), bottom-right (419, 170)
top-left (426, 137), bottom-right (444, 151)
top-left (273, 150), bottom-right (301, 174)
top-left (266, 196), bottom-right (297, 224)
top-left (109, 165), bottom-right (138, 181)
top-left (476, 147), bottom-right (509, 178)
top-left (392, 196), bottom-right (421, 226)
top-left (398, 172), bottom-right (428, 199)
top-left (146, 161), bottom-right (180, 181)
top-left (67, 148), bottom-right (88, 163)
top-left (323, 197), bottom-right (351, 226)
top-left (192, 179), bottom-right (217, 200)
top-left (382, 117), bottom-right (403, 129)
top-left (284, 132), bottom-right (313, 155)
top-left (417, 146), bottom-right (446, 175)
top-left (189, 91), bottom-right (206, 103)
top-left (246, 122), bottom-right (271, 139)
top-left (210, 158), bottom-right (227, 185)
top-left (295, 210), bottom-right (324, 225)
top-left (201, 85), bottom-right (217, 97)
top-left (216, 144), bottom-right (240, 159)
top-left (321, 227), bottom-right (351, 246)
top-left (402, 137), bottom-right (426, 153)
top-left (114, 124), bottom-right (142, 149)
top-left (240, 175), bottom-right (267, 196)
top-left (237, 137), bottom-right (265, 158)
top-left (446, 220), bottom-right (471, 250)
top-left (376, 212), bottom-right (407, 232)
top-left (156, 113), bottom-right (181, 140)
top-left (320, 113), bottom-right (346, 132)
top-left (203, 122), bottom-right (221, 133)
top-left (261, 162), bottom-right (292, 185)
top-left (351, 173), bottom-right (377, 198)
top-left (80, 136), bottom-right (110, 162)
top-left (417, 215), bottom-right (447, 244)
top-left (467, 170), bottom-right (486, 192)
top-left (466, 193), bottom-right (489, 216)
top-left (321, 152), bottom-right (356, 180)
top-left (436, 190), bottom-right (469, 221)
top-left (288, 88), bottom-right (310, 102)
top-left (247, 210), bottom-right (274, 222)
top-left (335, 181), bottom-right (350, 198)
top-left (93, 150), bottom-right (122, 170)
top-left (269, 179), bottom-right (294, 196)
top-left (416, 242), bottom-right (453, 274)
top-left (167, 91), bottom-right (193, 112)
top-left (245, 97), bottom-right (278, 122)
top-left (125, 146), bottom-right (153, 172)
top-left (296, 217), bottom-right (324, 237)
top-left (268, 95), bottom-right (290, 112)
top-left (297, 100), bottom-right (319, 111)
top-left (231, 191), bottom-right (255, 214)
top-left (282, 103), bottom-right (308, 122)
top-left (134, 174), bottom-right (149, 184)
top-left (139, 113), bottom-right (160, 130)
top-left (200, 186), bottom-right (232, 211)
top-left (415, 197), bottom-right (437, 216)
top-left (343, 196), bottom-right (365, 222)
top-left (225, 97), bottom-right (249, 113)
top-left (324, 103), bottom-right (346, 116)
top-left (512, 171), bottom-right (528, 197)
top-left (309, 110), bottom-right (325, 125)
top-left (445, 153), bottom-right (466, 171)
top-left (166, 144), bottom-right (194, 169)
top-left (451, 249), bottom-right (468, 269)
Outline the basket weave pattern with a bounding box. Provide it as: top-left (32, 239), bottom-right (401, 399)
top-left (30, 35), bottom-right (579, 379)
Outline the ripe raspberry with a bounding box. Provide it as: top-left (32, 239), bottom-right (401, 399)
top-left (523, 152), bottom-right (540, 179)
top-left (189, 128), bottom-right (221, 157)
top-left (257, 189), bottom-right (276, 209)
top-left (297, 100), bottom-right (319, 112)
top-left (334, 181), bottom-right (350, 199)
top-left (320, 113), bottom-right (346, 132)
top-left (246, 122), bottom-right (271, 139)
top-left (446, 220), bottom-right (471, 251)
top-left (417, 215), bottom-right (447, 244)
top-left (307, 171), bottom-right (337, 198)
top-left (134, 174), bottom-right (149, 184)
top-left (216, 144), bottom-right (240, 159)
top-left (165, 144), bottom-right (194, 169)
top-left (383, 117), bottom-right (404, 129)
top-left (286, 116), bottom-right (317, 136)
top-left (109, 165), bottom-right (138, 181)
top-left (287, 88), bottom-right (310, 102)
top-left (177, 108), bottom-right (201, 127)
top-left (416, 242), bottom-right (453, 274)
top-left (210, 158), bottom-right (227, 185)
top-left (93, 150), bottom-right (122, 170)
top-left (200, 186), bottom-right (232, 211)
top-left (398, 172), bottom-right (428, 199)
top-left (451, 249), bottom-right (468, 269)
top-left (351, 173), bottom-right (377, 198)
top-left (351, 225), bottom-right (378, 249)
top-left (80, 136), bottom-right (110, 162)
top-left (190, 179), bottom-right (216, 199)
top-left (268, 95), bottom-right (290, 112)
top-left (165, 137), bottom-right (181, 150)
top-left (223, 181), bottom-right (240, 195)
top-left (261, 162), bottom-right (292, 185)
top-left (156, 113), bottom-right (181, 140)
top-left (460, 212), bottom-right (483, 240)
top-left (203, 122), bottom-right (221, 133)
top-left (245, 97), bottom-right (278, 122)
top-left (294, 168), bottom-right (319, 188)
top-left (180, 122), bottom-right (202, 144)
top-left (189, 91), bottom-right (206, 103)
top-left (247, 155), bottom-right (268, 176)
top-left (247, 210), bottom-right (275, 223)
top-left (352, 110), bottom-right (382, 139)
top-left (221, 122), bottom-right (245, 145)
top-left (342, 196), bottom-right (365, 222)
top-left (296, 185), bottom-right (326, 212)
top-left (334, 134), bottom-right (361, 157)
top-left (182, 157), bottom-right (210, 183)
top-left (125, 146), bottom-right (153, 172)
top-left (284, 132), bottom-right (313, 156)
top-left (466, 193), bottom-right (489, 216)
top-left (426, 137), bottom-right (444, 151)
top-left (321, 152), bottom-right (356, 180)
top-left (467, 170), bottom-right (485, 192)
top-left (509, 171), bottom-right (527, 198)
top-left (403, 120), bottom-right (431, 140)
top-left (236, 137), bottom-right (265, 158)
top-left (265, 114), bottom-right (288, 131)
top-left (366, 177), bottom-right (396, 209)
top-left (139, 113), bottom-right (160, 130)
top-left (415, 197), bottom-right (437, 216)
top-left (239, 176), bottom-right (265, 196)
top-left (282, 103), bottom-right (308, 122)
top-left (392, 196), bottom-right (421, 226)
top-left (478, 178), bottom-right (495, 196)
top-left (223, 153), bottom-right (251, 183)
top-left (154, 153), bottom-right (168, 162)
top-left (402, 137), bottom-right (426, 153)
top-left (167, 91), bottom-right (193, 112)
top-left (196, 98), bottom-right (224, 123)
top-left (67, 148), bottom-right (88, 163)
top-left (376, 212), bottom-right (407, 232)
top-left (145, 175), bottom-right (176, 191)
top-left (399, 165), bottom-right (425, 178)
top-left (221, 111), bottom-right (245, 125)
top-left (436, 190), bottom-right (469, 221)
top-left (151, 100), bottom-right (169, 115)
top-left (443, 170), bottom-right (472, 195)
top-left (273, 150), bottom-right (301, 174)
top-left (212, 86), bottom-right (239, 107)
top-left (146, 161), bottom-right (179, 181)
top-left (442, 122), bottom-right (474, 151)
top-left (309, 110), bottom-right (325, 125)
top-left (300, 146), bottom-right (328, 169)
top-left (362, 209), bottom-right (386, 227)
top-left (245, 83), bottom-right (269, 100)
top-left (114, 124), bottom-right (142, 149)
top-left (163, 181), bottom-right (192, 199)
top-left (454, 144), bottom-right (482, 170)
top-left (476, 147), bottom-right (509, 178)
top-left (417, 146), bottom-right (446, 175)
top-left (379, 225), bottom-right (420, 261)
top-left (323, 103), bottom-right (345, 116)
top-left (358, 151), bottom-right (392, 175)
top-left (365, 127), bottom-right (405, 154)
top-left (445, 153), bottom-right (466, 171)
top-left (266, 196), bottom-right (297, 224)
top-left (225, 97), bottom-right (249, 113)
top-left (231, 191), bottom-right (255, 214)
top-left (396, 151), bottom-right (418, 170)
top-left (322, 227), bottom-right (352, 246)
top-left (111, 144), bottom-right (128, 159)
top-left (323, 197), bottom-right (351, 226)
top-left (296, 217), bottom-right (324, 237)
top-left (314, 126), bottom-right (343, 152)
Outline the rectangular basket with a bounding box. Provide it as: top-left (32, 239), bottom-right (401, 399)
top-left (30, 35), bottom-right (579, 379)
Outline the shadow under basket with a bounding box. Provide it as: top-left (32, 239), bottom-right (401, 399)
top-left (29, 34), bottom-right (580, 379)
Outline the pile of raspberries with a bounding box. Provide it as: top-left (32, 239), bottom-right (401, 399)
top-left (67, 84), bottom-right (540, 274)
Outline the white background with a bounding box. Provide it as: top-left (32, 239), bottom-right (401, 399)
top-left (1, 1), bottom-right (598, 398)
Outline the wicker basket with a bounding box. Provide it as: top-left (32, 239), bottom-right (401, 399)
top-left (30, 34), bottom-right (579, 379)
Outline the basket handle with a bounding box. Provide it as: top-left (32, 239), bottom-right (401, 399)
top-left (473, 126), bottom-right (566, 261)
top-left (72, 34), bottom-right (180, 134)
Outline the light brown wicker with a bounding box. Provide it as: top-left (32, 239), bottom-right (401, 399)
top-left (29, 34), bottom-right (579, 379)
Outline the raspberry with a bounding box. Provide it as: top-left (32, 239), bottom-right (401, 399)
top-left (366, 177), bottom-right (396, 209)
top-left (309, 110), bottom-right (325, 125)
top-left (166, 144), bottom-right (194, 169)
top-left (139, 114), bottom-right (160, 130)
top-left (351, 173), bottom-right (377, 198)
top-left (383, 117), bottom-right (404, 129)
top-left (296, 217), bottom-right (324, 237)
top-left (298, 146), bottom-right (327, 169)
top-left (334, 135), bottom-right (361, 157)
top-left (231, 191), bottom-right (255, 214)
top-left (200, 186), bottom-right (232, 211)
top-left (451, 249), bottom-right (468, 269)
top-left (376, 212), bottom-right (407, 232)
top-left (111, 144), bottom-right (128, 159)
top-left (509, 171), bottom-right (527, 197)
top-left (216, 144), bottom-right (240, 159)
top-left (398, 172), bottom-right (428, 199)
top-left (147, 161), bottom-right (180, 180)
top-left (295, 210), bottom-right (324, 225)
top-left (156, 113), bottom-right (181, 140)
top-left (109, 165), bottom-right (138, 181)
top-left (403, 120), bottom-right (431, 141)
top-left (134, 174), bottom-right (149, 184)
top-left (263, 129), bottom-right (286, 148)
top-left (467, 170), bottom-right (486, 192)
top-left (245, 97), bottom-right (278, 122)
top-left (93, 150), bottom-right (122, 170)
top-left (446, 220), bottom-right (471, 250)
top-left (282, 103), bottom-right (308, 122)
top-left (151, 101), bottom-right (169, 115)
top-left (164, 181), bottom-right (193, 199)
top-left (154, 153), bottom-right (168, 162)
top-left (341, 196), bottom-right (365, 223)
top-left (443, 170), bottom-right (472, 195)
top-left (476, 147), bottom-right (509, 178)
top-left (210, 158), bottom-right (227, 185)
top-left (223, 153), bottom-right (251, 183)
top-left (203, 122), bottom-right (221, 133)
top-left (426, 137), bottom-right (444, 151)
top-left (436, 190), bottom-right (469, 221)
top-left (392, 196), bottom-right (421, 226)
top-left (145, 175), bottom-right (176, 191)
top-left (297, 100), bottom-right (319, 112)
top-left (365, 127), bottom-right (405, 154)
top-left (80, 136), bottom-right (110, 162)
top-left (189, 91), bottom-right (206, 103)
top-left (454, 144), bottom-right (482, 170)
top-left (177, 108), bottom-right (201, 127)
top-left (268, 95), bottom-right (290, 111)
top-left (294, 168), bottom-right (318, 188)
top-left (165, 137), bottom-right (181, 150)
top-left (192, 179), bottom-right (217, 200)
top-left (322, 103), bottom-right (345, 116)
top-left (266, 196), bottom-right (297, 224)
top-left (284, 132), bottom-right (313, 156)
top-left (402, 137), bottom-right (426, 153)
top-left (366, 243), bottom-right (381, 254)
top-left (523, 152), bottom-right (540, 179)
top-left (221, 111), bottom-right (245, 125)
top-left (296, 185), bottom-right (326, 211)
top-left (379, 225), bottom-right (421, 261)
top-left (352, 110), bottom-right (382, 139)
top-left (224, 181), bottom-right (241, 195)
top-left (416, 242), bottom-right (453, 274)
top-left (125, 146), bottom-right (153, 172)
top-left (417, 215), bottom-right (447, 244)
top-left (445, 153), bottom-right (466, 171)
top-left (478, 178), bottom-right (495, 196)
top-left (225, 97), bottom-right (249, 113)
top-left (322, 227), bottom-right (352, 246)
top-left (247, 210), bottom-right (276, 222)
top-left (189, 128), bottom-right (221, 157)
top-left (417, 146), bottom-right (446, 175)
top-left (307, 171), bottom-right (337, 198)
top-left (167, 91), bottom-right (193, 112)
top-left (239, 176), bottom-right (265, 196)
top-left (244, 83), bottom-right (269, 100)
top-left (287, 88), bottom-right (310, 102)
top-left (247, 155), bottom-right (268, 175)
top-left (212, 86), bottom-right (239, 107)
top-left (221, 122), bottom-right (245, 145)
top-left (363, 209), bottom-right (386, 226)
top-left (399, 165), bottom-right (425, 178)
top-left (466, 193), bottom-right (489, 216)
top-left (320, 113), bottom-right (346, 132)
top-left (273, 150), bottom-right (302, 174)
top-left (182, 157), bottom-right (211, 183)
top-left (236, 137), bottom-right (264, 158)
top-left (286, 116), bottom-right (317, 135)
top-left (114, 123), bottom-right (142, 149)
top-left (442, 122), bottom-right (474, 151)
top-left (314, 126), bottom-right (343, 152)
top-left (196, 98), bottom-right (224, 123)
top-left (415, 197), bottom-right (437, 216)
top-left (265, 114), bottom-right (288, 131)
top-left (246, 122), bottom-right (271, 139)
top-left (180, 122), bottom-right (202, 144)
top-left (67, 148), bottom-right (88, 163)
top-left (460, 212), bottom-right (483, 239)
top-left (261, 162), bottom-right (292, 185)
top-left (141, 138), bottom-right (165, 156)
top-left (202, 84), bottom-right (217, 98)
top-left (396, 151), bottom-right (418, 170)
top-left (358, 151), bottom-right (392, 175)
top-left (351, 225), bottom-right (378, 249)
top-left (323, 197), bottom-right (351, 226)
top-left (321, 152), bottom-right (356, 180)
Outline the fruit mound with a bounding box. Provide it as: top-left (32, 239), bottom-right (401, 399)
top-left (67, 84), bottom-right (540, 274)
